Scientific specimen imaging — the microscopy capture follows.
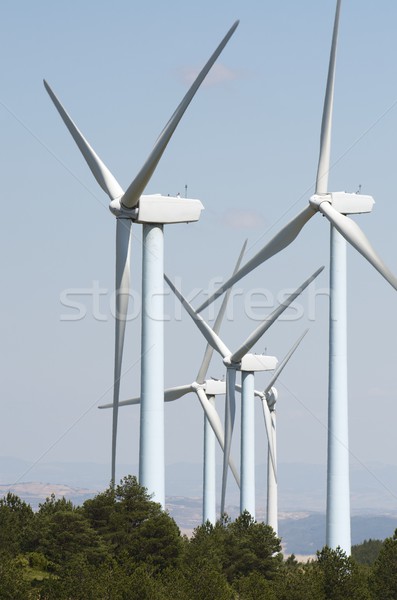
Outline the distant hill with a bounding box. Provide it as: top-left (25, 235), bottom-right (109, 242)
top-left (278, 513), bottom-right (397, 555)
top-left (0, 481), bottom-right (96, 510)
top-left (2, 456), bottom-right (397, 555)
top-left (3, 457), bottom-right (397, 514)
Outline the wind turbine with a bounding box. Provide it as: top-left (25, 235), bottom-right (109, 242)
top-left (196, 1), bottom-right (397, 552)
top-left (44, 21), bottom-right (239, 504)
top-left (256, 330), bottom-right (308, 535)
top-left (99, 379), bottom-right (239, 522)
top-left (165, 267), bottom-right (323, 517)
top-left (99, 241), bottom-right (247, 524)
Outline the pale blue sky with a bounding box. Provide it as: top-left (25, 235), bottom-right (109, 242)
top-left (1, 1), bottom-right (396, 508)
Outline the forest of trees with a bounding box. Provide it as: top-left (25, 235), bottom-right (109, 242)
top-left (0, 475), bottom-right (395, 599)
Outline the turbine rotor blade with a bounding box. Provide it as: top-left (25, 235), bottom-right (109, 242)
top-left (121, 21), bottom-right (239, 209)
top-left (315, 0), bottom-right (341, 195)
top-left (235, 383), bottom-right (276, 477)
top-left (230, 267), bottom-right (323, 363)
top-left (99, 397), bottom-right (140, 410)
top-left (99, 384), bottom-right (194, 409)
top-left (43, 80), bottom-right (124, 201)
top-left (261, 398), bottom-right (277, 481)
top-left (196, 240), bottom-right (247, 384)
top-left (221, 368), bottom-right (237, 516)
top-left (264, 329), bottom-right (308, 393)
top-left (164, 385), bottom-right (194, 402)
top-left (197, 206), bottom-right (315, 312)
top-left (319, 201), bottom-right (397, 291)
top-left (164, 275), bottom-right (231, 358)
top-left (111, 219), bottom-right (132, 484)
top-left (195, 387), bottom-right (240, 487)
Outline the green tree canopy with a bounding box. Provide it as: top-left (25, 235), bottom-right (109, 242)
top-left (316, 546), bottom-right (370, 600)
top-left (0, 492), bottom-right (34, 556)
top-left (187, 511), bottom-right (282, 585)
top-left (370, 529), bottom-right (397, 600)
top-left (83, 475), bottom-right (183, 572)
top-left (351, 538), bottom-right (383, 566)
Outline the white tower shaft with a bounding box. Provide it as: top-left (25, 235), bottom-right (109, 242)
top-left (267, 411), bottom-right (277, 534)
top-left (240, 371), bottom-right (256, 517)
top-left (139, 224), bottom-right (165, 506)
top-left (203, 395), bottom-right (216, 524)
top-left (326, 225), bottom-right (351, 553)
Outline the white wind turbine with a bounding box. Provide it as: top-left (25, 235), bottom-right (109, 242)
top-left (196, 0), bottom-right (397, 552)
top-left (165, 267), bottom-right (323, 517)
top-left (256, 330), bottom-right (308, 535)
top-left (99, 241), bottom-right (248, 524)
top-left (99, 379), bottom-right (238, 523)
top-left (44, 21), bottom-right (238, 504)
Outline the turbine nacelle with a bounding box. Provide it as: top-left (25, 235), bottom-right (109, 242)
top-left (203, 379), bottom-right (226, 396)
top-left (191, 380), bottom-right (227, 396)
top-left (222, 354), bottom-right (278, 372)
top-left (240, 354), bottom-right (278, 373)
top-left (309, 191), bottom-right (374, 215)
top-left (109, 194), bottom-right (204, 223)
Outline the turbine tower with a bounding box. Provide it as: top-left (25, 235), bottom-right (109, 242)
top-left (99, 241), bottom-right (248, 523)
top-left (165, 267), bottom-right (323, 516)
top-left (44, 21), bottom-right (239, 505)
top-left (196, 0), bottom-right (397, 552)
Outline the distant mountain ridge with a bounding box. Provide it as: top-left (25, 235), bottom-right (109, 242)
top-left (0, 481), bottom-right (96, 510)
top-left (2, 457), bottom-right (397, 514)
top-left (2, 456), bottom-right (397, 554)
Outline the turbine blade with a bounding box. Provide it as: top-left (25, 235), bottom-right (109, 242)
top-left (235, 383), bottom-right (276, 478)
top-left (164, 275), bottom-right (231, 358)
top-left (121, 21), bottom-right (239, 209)
top-left (230, 267), bottom-right (323, 363)
top-left (98, 384), bottom-right (194, 409)
top-left (261, 397), bottom-right (277, 481)
top-left (43, 80), bottom-right (124, 201)
top-left (264, 329), bottom-right (308, 393)
top-left (111, 219), bottom-right (132, 484)
top-left (164, 385), bottom-right (194, 402)
top-left (315, 0), bottom-right (341, 194)
top-left (197, 206), bottom-right (315, 312)
top-left (99, 398), bottom-right (139, 409)
top-left (221, 368), bottom-right (237, 516)
top-left (195, 387), bottom-right (240, 487)
top-left (196, 240), bottom-right (247, 383)
top-left (319, 201), bottom-right (397, 291)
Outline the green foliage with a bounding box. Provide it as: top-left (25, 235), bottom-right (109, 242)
top-left (39, 558), bottom-right (167, 600)
top-left (223, 511), bottom-right (282, 582)
top-left (36, 508), bottom-right (109, 567)
top-left (37, 493), bottom-right (74, 516)
top-left (182, 558), bottom-right (234, 600)
top-left (187, 510), bottom-right (281, 587)
top-left (234, 571), bottom-right (277, 599)
top-left (370, 529), bottom-right (397, 600)
top-left (83, 475), bottom-right (183, 572)
top-left (0, 492), bottom-right (34, 556)
top-left (316, 546), bottom-right (370, 600)
top-left (187, 519), bottom-right (228, 571)
top-left (275, 558), bottom-right (325, 600)
top-left (351, 538), bottom-right (383, 566)
top-left (82, 486), bottom-right (115, 534)
top-left (0, 554), bottom-right (34, 599)
top-left (20, 551), bottom-right (52, 583)
top-left (0, 482), bottom-right (379, 599)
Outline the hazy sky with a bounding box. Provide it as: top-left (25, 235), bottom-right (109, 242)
top-left (1, 1), bottom-right (396, 508)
